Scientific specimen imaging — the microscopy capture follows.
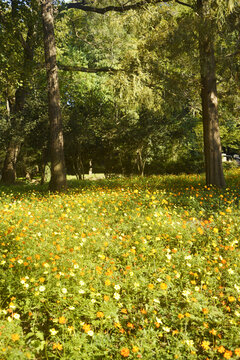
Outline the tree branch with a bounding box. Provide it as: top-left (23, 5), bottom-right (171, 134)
top-left (175, 0), bottom-right (193, 9)
top-left (66, 0), bottom-right (167, 13)
top-left (58, 63), bottom-right (120, 73)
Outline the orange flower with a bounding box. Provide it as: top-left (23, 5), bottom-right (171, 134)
top-left (58, 316), bottom-right (67, 324)
top-left (11, 333), bottom-right (20, 342)
top-left (224, 350), bottom-right (232, 359)
top-left (127, 322), bottom-right (134, 329)
top-left (82, 324), bottom-right (91, 333)
top-left (121, 308), bottom-right (128, 314)
top-left (120, 347), bottom-right (130, 357)
top-left (53, 342), bottom-right (63, 351)
top-left (148, 283), bottom-right (154, 289)
top-left (218, 346), bottom-right (225, 353)
top-left (96, 311), bottom-right (104, 318)
top-left (178, 313), bottom-right (184, 319)
top-left (202, 308), bottom-right (208, 315)
top-left (104, 295), bottom-right (109, 301)
top-left (160, 283), bottom-right (167, 290)
top-left (235, 348), bottom-right (240, 356)
top-left (96, 266), bottom-right (102, 274)
top-left (209, 329), bottom-right (217, 335)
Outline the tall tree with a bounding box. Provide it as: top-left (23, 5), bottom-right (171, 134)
top-left (197, 0), bottom-right (226, 187)
top-left (65, 0), bottom-right (230, 187)
top-left (0, 1), bottom-right (35, 184)
top-left (41, 0), bottom-right (67, 191)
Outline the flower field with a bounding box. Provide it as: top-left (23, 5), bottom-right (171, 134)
top-left (0, 170), bottom-right (240, 359)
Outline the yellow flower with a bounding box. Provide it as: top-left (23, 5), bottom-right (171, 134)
top-left (201, 340), bottom-right (210, 350)
top-left (160, 282), bottom-right (168, 290)
top-left (132, 345), bottom-right (139, 353)
top-left (148, 283), bottom-right (154, 289)
top-left (82, 323), bottom-right (91, 333)
top-left (11, 333), bottom-right (20, 342)
top-left (224, 350), bottom-right (232, 359)
top-left (58, 316), bottom-right (67, 324)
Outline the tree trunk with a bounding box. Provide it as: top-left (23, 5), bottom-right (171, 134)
top-left (197, 0), bottom-right (226, 188)
top-left (1, 142), bottom-right (20, 184)
top-left (1, 26), bottom-right (34, 185)
top-left (89, 159), bottom-right (93, 175)
top-left (136, 148), bottom-right (145, 176)
top-left (41, 0), bottom-right (67, 192)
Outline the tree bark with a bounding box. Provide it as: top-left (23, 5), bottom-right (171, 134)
top-left (136, 148), bottom-right (145, 176)
top-left (1, 26), bottom-right (34, 185)
top-left (1, 142), bottom-right (20, 184)
top-left (41, 0), bottom-right (67, 191)
top-left (197, 0), bottom-right (226, 188)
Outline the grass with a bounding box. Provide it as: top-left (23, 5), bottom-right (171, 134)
top-left (0, 169), bottom-right (240, 359)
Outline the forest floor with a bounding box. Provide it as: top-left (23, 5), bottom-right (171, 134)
top-left (0, 169), bottom-right (240, 359)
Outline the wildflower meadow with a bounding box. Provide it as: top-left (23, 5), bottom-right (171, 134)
top-left (0, 170), bottom-right (240, 359)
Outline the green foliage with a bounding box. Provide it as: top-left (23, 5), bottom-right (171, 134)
top-left (54, 3), bottom-right (206, 176)
top-left (0, 0), bottom-right (239, 180)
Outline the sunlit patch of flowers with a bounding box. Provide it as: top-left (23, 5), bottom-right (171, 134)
top-left (0, 169), bottom-right (240, 359)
